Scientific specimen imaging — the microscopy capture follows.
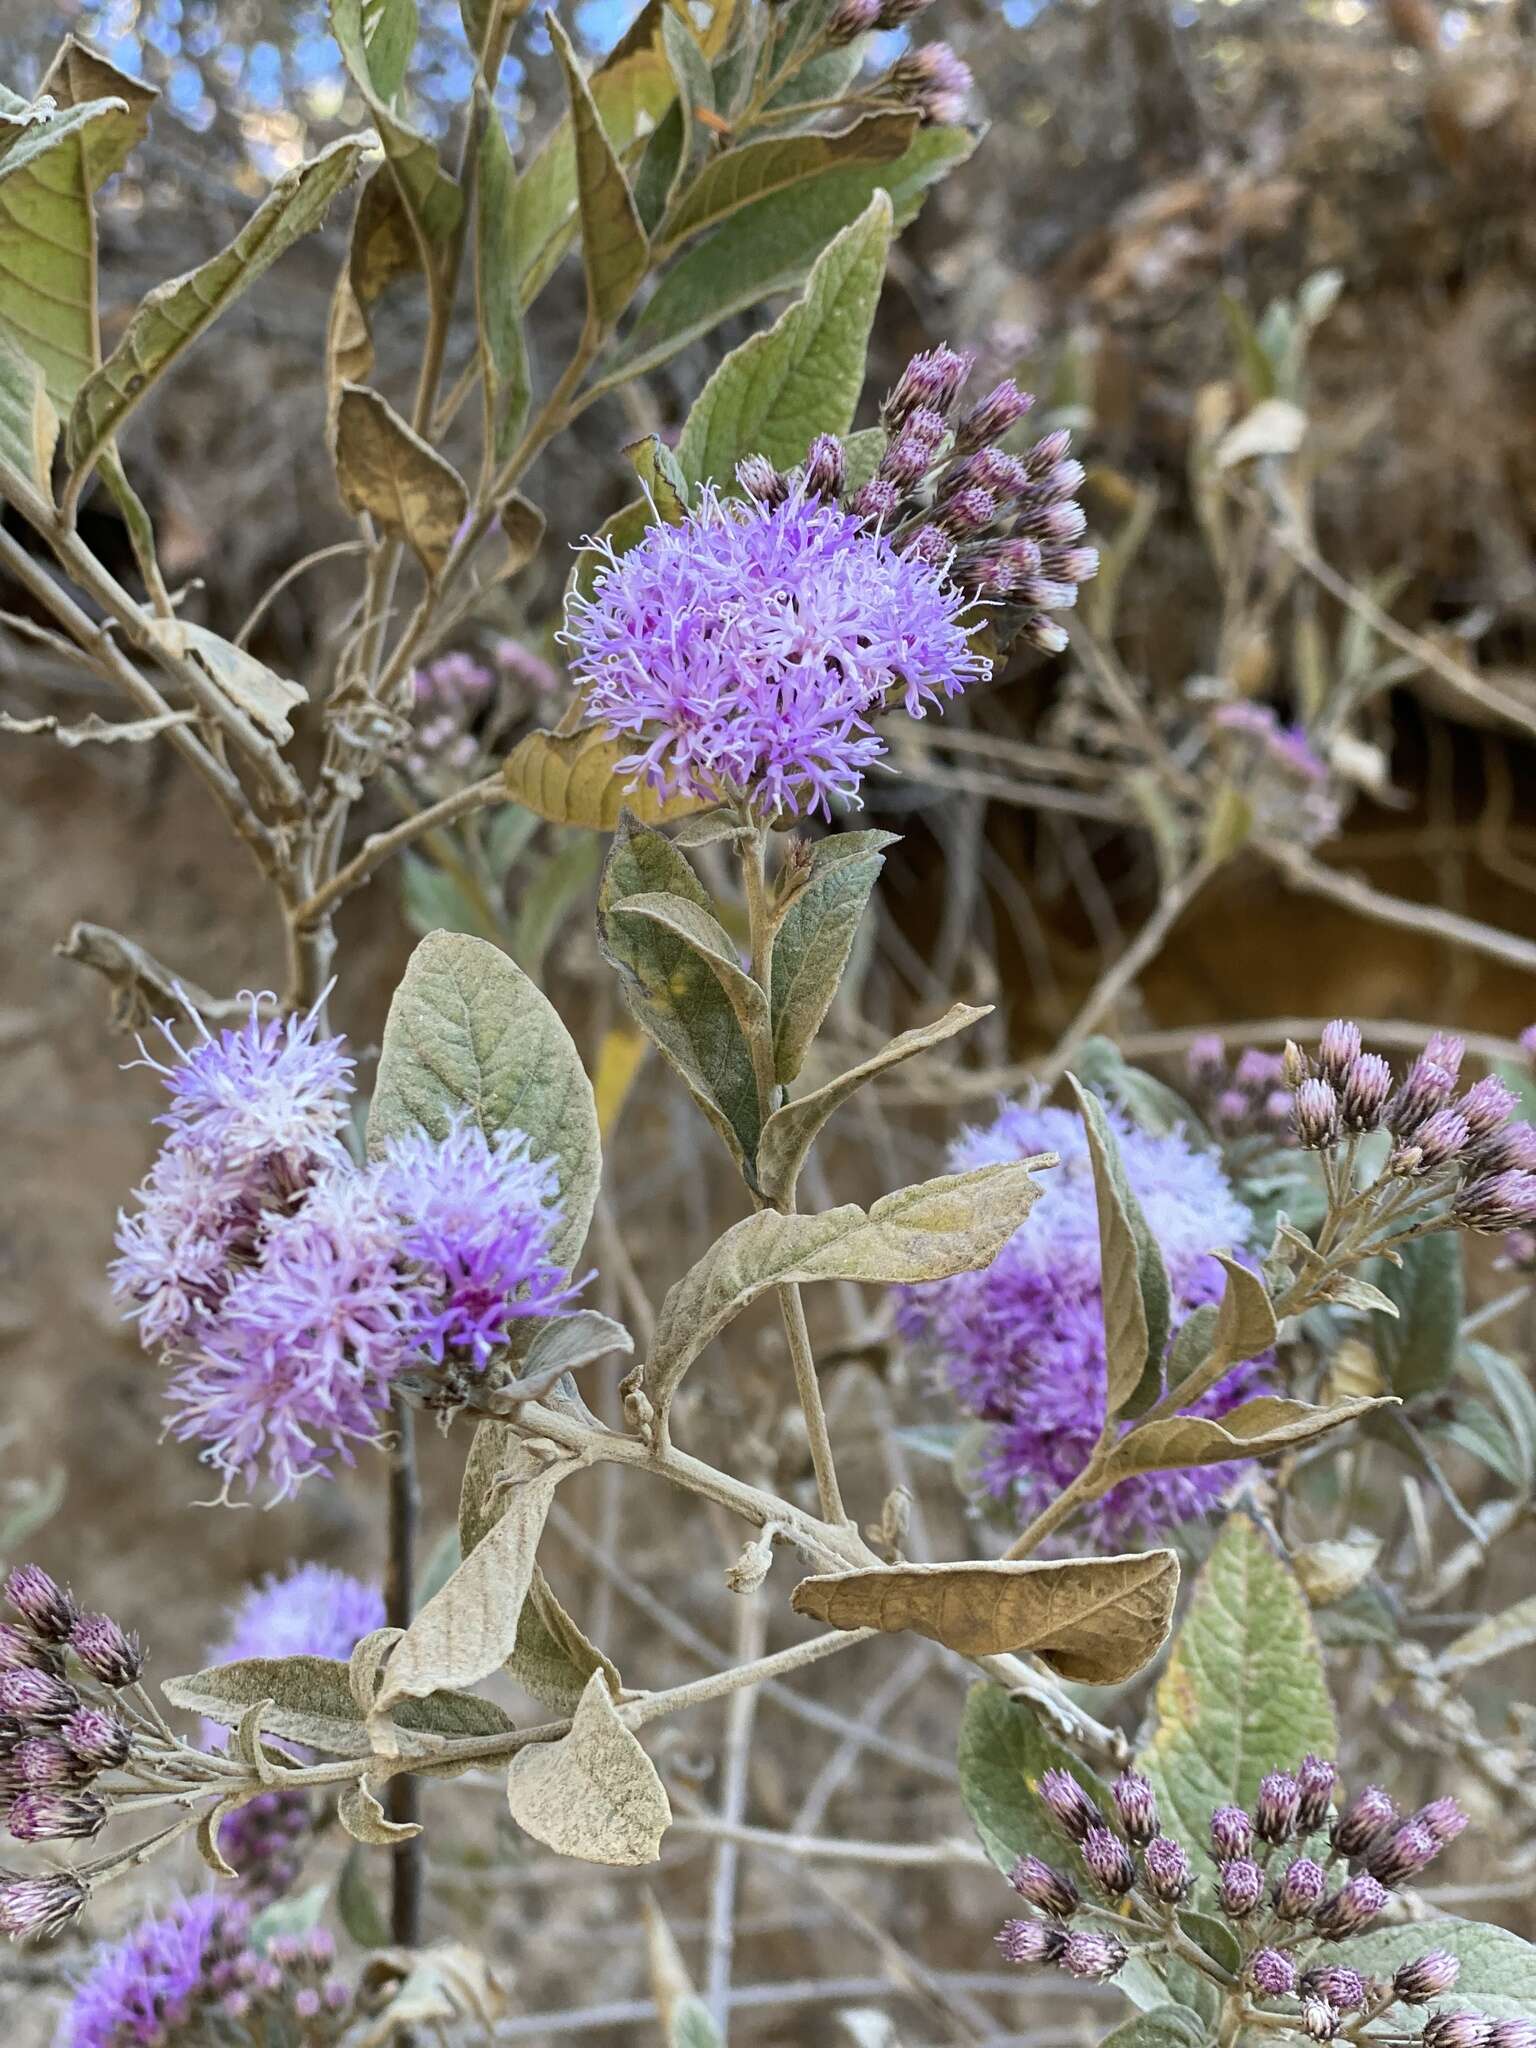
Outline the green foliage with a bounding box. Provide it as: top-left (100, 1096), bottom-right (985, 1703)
top-left (547, 14), bottom-right (649, 330)
top-left (771, 830), bottom-right (898, 1085)
top-left (1372, 1230), bottom-right (1464, 1401)
top-left (956, 1681), bottom-right (1116, 1876)
top-left (1067, 1075), bottom-right (1173, 1418)
top-left (1347, 1921), bottom-right (1536, 2026)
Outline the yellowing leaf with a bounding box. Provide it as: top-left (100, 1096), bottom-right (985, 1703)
top-left (790, 1549), bottom-right (1179, 1684)
top-left (1096, 1395), bottom-right (1384, 1487)
top-left (503, 723), bottom-right (711, 829)
top-left (334, 383), bottom-right (469, 577)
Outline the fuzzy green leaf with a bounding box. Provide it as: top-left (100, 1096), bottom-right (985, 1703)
top-left (547, 13), bottom-right (649, 330)
top-left (1346, 1920), bottom-right (1536, 2027)
top-left (367, 930), bottom-right (601, 1271)
top-left (163, 1655), bottom-right (515, 1760)
top-left (673, 188), bottom-right (891, 488)
top-left (1372, 1229), bottom-right (1464, 1401)
top-left (1095, 2009), bottom-right (1209, 2048)
top-left (1137, 1515), bottom-right (1336, 1872)
top-left (956, 1681), bottom-right (1117, 1876)
top-left (1067, 1075), bottom-right (1173, 1418)
top-left (476, 106), bottom-right (531, 462)
top-left (0, 331), bottom-right (57, 491)
top-left (657, 112), bottom-right (914, 250)
top-left (771, 829), bottom-right (898, 1084)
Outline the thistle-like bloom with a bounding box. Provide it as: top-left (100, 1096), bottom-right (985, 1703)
top-left (1211, 1804), bottom-right (1254, 1860)
top-left (1009, 1855), bottom-right (1079, 1919)
top-left (564, 480), bottom-right (988, 819)
top-left (1275, 1856), bottom-right (1328, 1919)
top-left (1314, 1872), bottom-right (1389, 1941)
top-left (4, 1567), bottom-right (76, 1642)
top-left (1219, 1858), bottom-right (1265, 1918)
top-left (1039, 1767), bottom-right (1099, 1843)
top-left (1256, 1769), bottom-right (1302, 1844)
top-left (64, 1894), bottom-right (241, 2047)
top-left (0, 1869), bottom-right (87, 1941)
top-left (997, 1919), bottom-right (1066, 1966)
top-left (1333, 1783), bottom-right (1394, 1857)
top-left (1060, 1930), bottom-right (1128, 1981)
top-left (137, 998), bottom-right (354, 1175)
top-left (1144, 1836), bottom-right (1193, 1904)
top-left (901, 1099), bottom-right (1266, 1547)
top-left (1111, 1770), bottom-right (1159, 1844)
top-left (68, 1613), bottom-right (142, 1690)
top-left (1252, 1947), bottom-right (1298, 1997)
top-left (1302, 1967), bottom-right (1368, 2014)
top-left (1082, 1825), bottom-right (1136, 1897)
top-left (1395, 1952), bottom-right (1462, 2004)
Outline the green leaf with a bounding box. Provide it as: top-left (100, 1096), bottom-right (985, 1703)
top-left (657, 7), bottom-right (714, 211)
top-left (163, 1655), bottom-right (515, 1760)
top-left (334, 0), bottom-right (419, 97)
top-left (658, 112), bottom-right (914, 250)
top-left (956, 1680), bottom-right (1116, 1876)
top-left (36, 37), bottom-right (157, 188)
top-left (1137, 1515), bottom-right (1336, 1871)
top-left (333, 382), bottom-right (469, 577)
top-left (367, 930), bottom-right (601, 1271)
top-left (598, 815), bottom-right (762, 1174)
top-left (630, 1159), bottom-right (1049, 1449)
top-left (1072, 1036), bottom-right (1212, 1146)
top-left (547, 13), bottom-right (649, 330)
top-left (476, 106), bottom-right (531, 463)
top-left (70, 132), bottom-right (369, 480)
top-left (1371, 1230), bottom-right (1463, 1401)
top-left (330, 0), bottom-right (461, 257)
top-left (1346, 1920), bottom-right (1536, 2027)
top-left (401, 854), bottom-right (494, 941)
top-left (771, 829), bottom-right (898, 1084)
top-left (503, 722), bottom-right (711, 829)
top-left (337, 1846), bottom-right (393, 1949)
top-left (0, 330), bottom-right (57, 492)
top-left (1095, 2008), bottom-right (1209, 2048)
top-left (615, 124), bottom-right (974, 385)
top-left (1067, 1075), bottom-right (1173, 1418)
top-left (611, 890), bottom-right (768, 1045)
top-left (507, 833), bottom-right (603, 981)
top-left (673, 188), bottom-right (891, 489)
top-left (514, 5), bottom-right (674, 305)
top-left (624, 430), bottom-right (689, 521)
top-left (1467, 1341), bottom-right (1536, 1488)
top-left (791, 1548), bottom-right (1178, 1682)
top-left (756, 1002), bottom-right (988, 1207)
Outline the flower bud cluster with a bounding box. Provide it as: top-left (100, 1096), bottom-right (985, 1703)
top-left (62, 1894), bottom-right (354, 2047)
top-left (403, 640), bottom-right (556, 796)
top-left (1185, 1035), bottom-right (1294, 1144)
top-left (0, 1566), bottom-right (145, 1939)
top-left (1283, 1025), bottom-right (1536, 1240)
top-left (997, 1755), bottom-right (1483, 2042)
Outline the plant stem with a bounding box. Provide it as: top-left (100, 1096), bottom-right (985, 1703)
top-left (385, 1396), bottom-right (424, 1948)
top-left (778, 1280), bottom-right (849, 1526)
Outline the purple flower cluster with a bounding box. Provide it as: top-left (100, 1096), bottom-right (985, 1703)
top-left (0, 1567), bottom-right (144, 1939)
top-left (63, 1895), bottom-right (351, 2047)
top-left (565, 478), bottom-right (988, 819)
top-left (1284, 1024), bottom-right (1536, 1237)
top-left (1000, 1757), bottom-right (1476, 2041)
top-left (113, 999), bottom-right (581, 1501)
top-left (886, 40), bottom-right (974, 123)
top-left (1186, 1036), bottom-right (1294, 1143)
top-left (404, 640), bottom-right (556, 793)
top-left (901, 1098), bottom-right (1266, 1546)
top-left (203, 1564), bottom-right (385, 1903)
top-left (1212, 700), bottom-right (1339, 845)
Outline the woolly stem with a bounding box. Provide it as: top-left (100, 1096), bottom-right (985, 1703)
top-left (385, 1396), bottom-right (424, 1948)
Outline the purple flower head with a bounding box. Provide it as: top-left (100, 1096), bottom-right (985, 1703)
top-left (1275, 1856), bottom-right (1328, 1919)
top-left (1389, 1057), bottom-right (1459, 1139)
top-left (1461, 1076), bottom-right (1519, 1140)
top-left (1455, 1170), bottom-right (1536, 1234)
top-left (888, 40), bottom-right (974, 122)
top-left (68, 1613), bottom-right (142, 1690)
top-left (373, 1113), bottom-right (580, 1370)
top-left (1219, 1858), bottom-right (1265, 1918)
top-left (956, 380), bottom-right (1033, 453)
top-left (0, 1868), bottom-right (87, 1942)
top-left (1009, 1855), bottom-right (1078, 1919)
top-left (1144, 1835), bottom-right (1193, 1903)
top-left (564, 481), bottom-right (988, 820)
top-left (1038, 1767), bottom-right (1098, 1843)
top-left (1210, 1804), bottom-right (1254, 1860)
top-left (1425, 2016), bottom-right (1494, 2048)
top-left (1313, 1872), bottom-right (1389, 1940)
top-left (1303, 1968), bottom-right (1367, 2014)
top-left (997, 1919), bottom-right (1065, 1967)
top-left (217, 1788), bottom-right (312, 1906)
top-left (1256, 1770), bottom-right (1302, 1844)
top-left (0, 1624), bottom-right (57, 1675)
top-left (1341, 1054), bottom-right (1393, 1133)
top-left (1415, 1796), bottom-right (1470, 1847)
top-left (1060, 1931), bottom-right (1127, 1981)
top-left (1081, 1825), bottom-right (1135, 1897)
top-left (883, 344), bottom-right (973, 427)
top-left (13, 1736), bottom-right (81, 1788)
top-left (4, 1566), bottom-right (76, 1642)
top-left (8, 1789), bottom-right (105, 1841)
top-left (1333, 1783), bottom-right (1394, 1857)
top-left (853, 478), bottom-right (901, 524)
top-left (1366, 1819), bottom-right (1440, 1886)
top-left (1111, 1770), bottom-right (1159, 1845)
top-left (1317, 1020), bottom-right (1363, 1086)
top-left (828, 0), bottom-right (880, 43)
top-left (902, 1099), bottom-right (1266, 1548)
top-left (208, 1562), bottom-right (385, 1671)
top-left (1396, 1952), bottom-right (1461, 2004)
top-left (736, 453), bottom-right (788, 507)
top-left (1297, 1755), bottom-right (1339, 1832)
top-left (0, 1668), bottom-right (77, 1724)
top-left (801, 433), bottom-right (845, 502)
top-left (61, 1707), bottom-right (131, 1775)
top-left (1251, 1948), bottom-right (1298, 1998)
top-left (63, 1893), bottom-right (247, 2047)
top-left (1491, 2024), bottom-right (1536, 2048)
top-left (1294, 1079), bottom-right (1341, 1150)
top-left (1394, 1109), bottom-right (1470, 1175)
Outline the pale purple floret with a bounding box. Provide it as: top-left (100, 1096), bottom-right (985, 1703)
top-left (563, 480), bottom-right (988, 819)
top-left (64, 1893), bottom-right (244, 2048)
top-left (900, 1100), bottom-right (1266, 1547)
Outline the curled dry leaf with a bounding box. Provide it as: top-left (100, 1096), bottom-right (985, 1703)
top-left (353, 1944), bottom-right (511, 2047)
top-left (1094, 1394), bottom-right (1387, 1486)
top-left (334, 382), bottom-right (469, 577)
top-left (505, 1668), bottom-right (672, 1866)
top-left (790, 1550), bottom-right (1180, 1685)
top-left (338, 1776), bottom-right (422, 1847)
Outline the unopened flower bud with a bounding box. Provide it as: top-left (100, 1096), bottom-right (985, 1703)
top-left (1009, 1855), bottom-right (1079, 1919)
top-left (1293, 1079), bottom-right (1341, 1150)
top-left (0, 1869), bottom-right (88, 1940)
top-left (1395, 1952), bottom-right (1462, 2004)
top-left (59, 1707), bottom-right (130, 1775)
top-left (1302, 1967), bottom-right (1367, 2013)
top-left (735, 454), bottom-right (787, 508)
top-left (828, 0), bottom-right (880, 40)
top-left (876, 0), bottom-right (935, 22)
top-left (3, 1569), bottom-right (76, 1644)
top-left (1110, 1771), bottom-right (1159, 1845)
top-left (1219, 1858), bottom-right (1264, 1918)
top-left (1340, 1053), bottom-right (1393, 1133)
top-left (1333, 1783), bottom-right (1394, 1857)
top-left (67, 1613), bottom-right (142, 1689)
top-left (1060, 1930), bottom-right (1128, 1981)
top-left (853, 479), bottom-right (900, 524)
top-left (1082, 1825), bottom-right (1136, 1898)
top-left (883, 345), bottom-right (972, 429)
top-left (1314, 1872), bottom-right (1389, 1940)
top-left (1317, 1020), bottom-right (1363, 1085)
top-left (959, 535), bottom-right (1041, 596)
top-left (997, 1918), bottom-right (1066, 1966)
top-left (1257, 1770), bottom-right (1302, 1843)
top-left (1394, 1109), bottom-right (1469, 1175)
top-left (12, 1738), bottom-right (80, 1789)
top-left (1143, 1835), bottom-right (1193, 1904)
top-left (1389, 1057), bottom-right (1459, 1138)
top-left (0, 1670), bottom-right (77, 1725)
top-left (0, 1627), bottom-right (57, 1676)
top-left (955, 380), bottom-right (1033, 453)
top-left (1424, 2014), bottom-right (1494, 2048)
top-left (1490, 2023), bottom-right (1536, 2048)
top-left (1454, 1170), bottom-right (1536, 1234)
top-left (887, 41), bottom-right (974, 124)
top-left (1461, 1076), bottom-right (1519, 1140)
top-left (1415, 1797), bottom-right (1470, 1847)
top-left (323, 1980), bottom-right (351, 2012)
top-left (1302, 1998), bottom-right (1342, 2040)
top-left (8, 1790), bottom-right (106, 1841)
top-left (1210, 1804), bottom-right (1254, 1859)
top-left (1297, 1754), bottom-right (1339, 1832)
top-left (1275, 1856), bottom-right (1328, 1919)
top-left (1021, 613), bottom-right (1070, 654)
top-left (1251, 1948), bottom-right (1298, 1998)
top-left (1039, 1769), bottom-right (1098, 1843)
top-left (802, 433), bottom-right (845, 503)
top-left (1367, 1820), bottom-right (1440, 1886)
top-left (880, 432), bottom-right (937, 492)
top-left (939, 484), bottom-right (998, 535)
top-left (944, 447), bottom-right (1028, 499)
